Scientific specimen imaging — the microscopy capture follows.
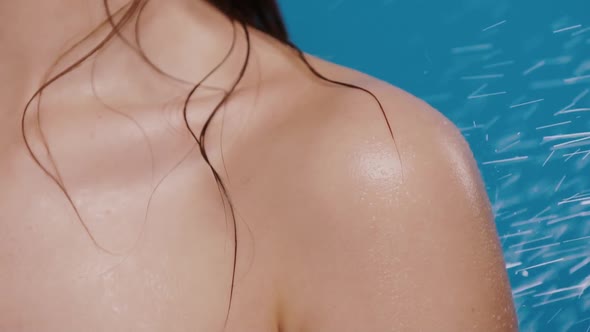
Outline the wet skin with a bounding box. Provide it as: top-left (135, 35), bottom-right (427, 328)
top-left (0, 1), bottom-right (518, 331)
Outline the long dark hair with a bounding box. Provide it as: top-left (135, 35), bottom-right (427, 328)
top-left (21, 1), bottom-right (399, 330)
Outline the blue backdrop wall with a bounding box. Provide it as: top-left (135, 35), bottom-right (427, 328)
top-left (279, 1), bottom-right (590, 331)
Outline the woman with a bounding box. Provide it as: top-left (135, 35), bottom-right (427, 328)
top-left (0, 0), bottom-right (518, 331)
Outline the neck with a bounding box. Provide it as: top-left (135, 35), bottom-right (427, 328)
top-left (0, 0), bottom-right (244, 105)
top-left (0, 0), bottom-right (130, 81)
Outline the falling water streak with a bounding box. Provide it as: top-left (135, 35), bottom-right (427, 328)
top-left (551, 138), bottom-right (590, 150)
top-left (511, 215), bottom-right (556, 227)
top-left (570, 257), bottom-right (590, 274)
top-left (513, 243), bottom-right (560, 254)
top-left (506, 262), bottom-right (523, 269)
top-left (510, 99), bottom-right (544, 108)
top-left (509, 236), bottom-right (554, 248)
top-left (483, 60), bottom-right (515, 69)
top-left (534, 283), bottom-right (588, 297)
top-left (542, 150), bottom-right (555, 167)
top-left (500, 230), bottom-right (534, 239)
top-left (515, 258), bottom-right (566, 273)
top-left (536, 121), bottom-right (572, 130)
top-left (531, 293), bottom-right (580, 307)
top-left (556, 107), bottom-right (590, 114)
top-left (460, 73), bottom-right (505, 80)
top-left (563, 149), bottom-right (590, 158)
top-left (468, 91), bottom-right (508, 99)
top-left (523, 60), bottom-right (546, 76)
top-left (495, 140), bottom-right (520, 153)
top-left (563, 235), bottom-right (590, 243)
top-left (512, 280), bottom-right (544, 294)
top-left (482, 156), bottom-right (529, 165)
top-left (563, 149), bottom-right (580, 162)
top-left (557, 196), bottom-right (590, 205)
top-left (572, 27), bottom-right (590, 36)
top-left (564, 75), bottom-right (590, 84)
top-left (547, 308), bottom-right (563, 323)
top-left (543, 132), bottom-right (590, 141)
top-left (451, 43), bottom-right (494, 54)
top-left (482, 20), bottom-right (507, 31)
top-left (553, 24), bottom-right (582, 33)
top-left (547, 212), bottom-right (590, 224)
top-left (557, 88), bottom-right (590, 113)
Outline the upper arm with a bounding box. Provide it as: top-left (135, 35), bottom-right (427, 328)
top-left (276, 82), bottom-right (518, 332)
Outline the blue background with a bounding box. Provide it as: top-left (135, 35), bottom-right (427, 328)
top-left (279, 0), bottom-right (590, 331)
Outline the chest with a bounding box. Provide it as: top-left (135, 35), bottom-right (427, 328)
top-left (0, 133), bottom-right (278, 332)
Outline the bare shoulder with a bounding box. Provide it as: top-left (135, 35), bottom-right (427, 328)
top-left (249, 57), bottom-right (519, 332)
top-left (265, 55), bottom-right (486, 214)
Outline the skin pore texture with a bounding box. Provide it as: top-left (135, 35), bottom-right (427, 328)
top-left (0, 0), bottom-right (518, 331)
